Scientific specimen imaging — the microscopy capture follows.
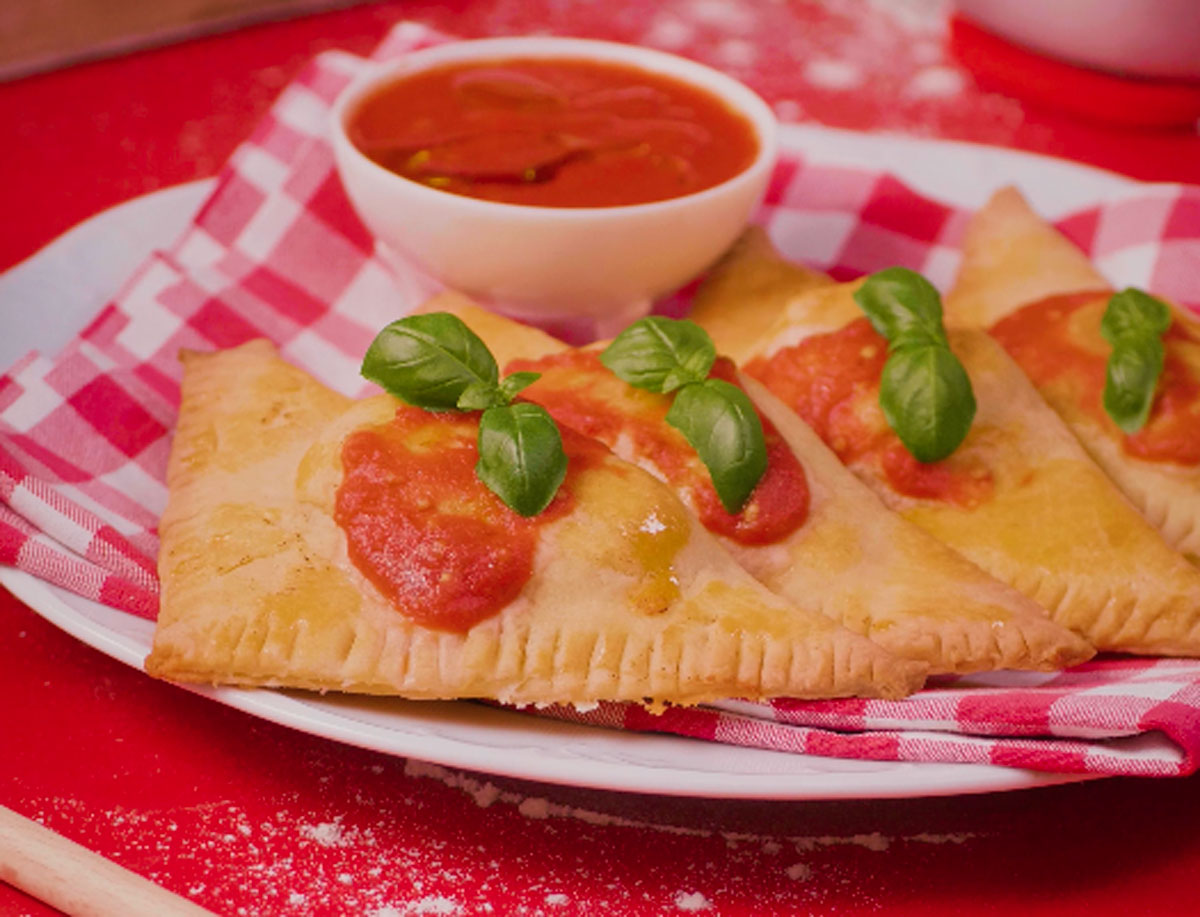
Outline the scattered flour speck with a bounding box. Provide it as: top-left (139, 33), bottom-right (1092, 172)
top-left (794, 832), bottom-right (891, 853)
top-left (905, 65), bottom-right (965, 99)
top-left (686, 0), bottom-right (756, 31)
top-left (299, 818), bottom-right (353, 848)
top-left (406, 896), bottom-right (464, 915)
top-left (517, 797), bottom-right (551, 820)
top-left (872, 0), bottom-right (949, 33)
top-left (803, 58), bottom-right (863, 90)
top-left (470, 782), bottom-right (502, 809)
top-left (674, 891), bottom-right (712, 912)
top-left (545, 892), bottom-right (570, 906)
top-left (406, 759), bottom-right (708, 837)
top-left (714, 38), bottom-right (758, 69)
top-left (645, 15), bottom-right (695, 49)
top-left (786, 862), bottom-right (812, 882)
top-left (288, 892), bottom-right (307, 905)
top-left (909, 832), bottom-right (975, 845)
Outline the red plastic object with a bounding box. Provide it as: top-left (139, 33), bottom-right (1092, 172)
top-left (951, 15), bottom-right (1200, 128)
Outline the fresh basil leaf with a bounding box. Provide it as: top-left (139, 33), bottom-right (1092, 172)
top-left (878, 343), bottom-right (976, 463)
top-left (1100, 288), bottom-right (1171, 344)
top-left (853, 267), bottom-right (947, 345)
top-left (665, 378), bottom-right (768, 514)
top-left (362, 313), bottom-right (498, 410)
top-left (852, 268), bottom-right (976, 462)
top-left (476, 402), bottom-right (567, 517)
top-left (458, 371), bottom-right (543, 410)
top-left (600, 316), bottom-right (716, 393)
top-left (457, 381), bottom-right (504, 411)
top-left (1104, 336), bottom-right (1165, 434)
top-left (498, 371), bottom-right (541, 402)
top-left (1099, 289), bottom-right (1173, 434)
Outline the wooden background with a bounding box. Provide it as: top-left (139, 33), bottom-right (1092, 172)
top-left (0, 0), bottom-right (368, 80)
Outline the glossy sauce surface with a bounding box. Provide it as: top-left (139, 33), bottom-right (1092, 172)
top-left (990, 291), bottom-right (1200, 465)
top-left (744, 318), bottom-right (994, 507)
top-left (335, 405), bottom-right (598, 632)
top-left (349, 57), bottom-right (759, 207)
top-left (507, 349), bottom-right (809, 545)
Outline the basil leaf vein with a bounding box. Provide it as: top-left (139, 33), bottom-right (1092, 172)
top-left (456, 380), bottom-right (504, 412)
top-left (600, 315), bottom-right (716, 393)
top-left (853, 267), bottom-right (976, 463)
top-left (476, 403), bottom-right (567, 517)
top-left (362, 312), bottom-right (499, 410)
top-left (666, 379), bottom-right (768, 514)
top-left (600, 317), bottom-right (767, 513)
top-left (854, 267), bottom-right (947, 344)
top-left (361, 312), bottom-right (565, 517)
top-left (879, 342), bottom-right (976, 464)
top-left (1100, 288), bottom-right (1172, 434)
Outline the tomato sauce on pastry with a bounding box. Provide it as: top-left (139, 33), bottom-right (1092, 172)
top-left (507, 350), bottom-right (810, 545)
top-left (336, 404), bottom-right (601, 632)
top-left (990, 291), bottom-right (1200, 466)
top-left (743, 318), bottom-right (994, 508)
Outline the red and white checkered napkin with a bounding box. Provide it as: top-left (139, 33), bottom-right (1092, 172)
top-left (4, 22), bottom-right (1200, 778)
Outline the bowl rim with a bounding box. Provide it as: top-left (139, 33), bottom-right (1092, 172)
top-left (329, 35), bottom-right (779, 221)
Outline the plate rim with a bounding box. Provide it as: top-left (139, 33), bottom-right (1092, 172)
top-left (1, 567), bottom-right (1094, 800)
top-left (3, 122), bottom-right (1146, 800)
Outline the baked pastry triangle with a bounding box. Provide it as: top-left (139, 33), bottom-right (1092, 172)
top-left (426, 295), bottom-right (1093, 675)
top-left (146, 339), bottom-right (925, 705)
top-left (692, 233), bottom-right (1200, 656)
top-left (947, 187), bottom-right (1200, 563)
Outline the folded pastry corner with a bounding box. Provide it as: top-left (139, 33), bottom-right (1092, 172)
top-left (946, 186), bottom-right (1200, 564)
top-left (946, 186), bottom-right (1109, 329)
top-left (147, 339), bottom-right (925, 707)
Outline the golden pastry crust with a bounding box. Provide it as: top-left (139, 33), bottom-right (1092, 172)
top-left (432, 296), bottom-right (1093, 675)
top-left (688, 227), bottom-right (833, 363)
top-left (706, 241), bottom-right (1200, 656)
top-left (147, 340), bottom-right (925, 705)
top-left (740, 374), bottom-right (1093, 671)
top-left (945, 186), bottom-right (1110, 329)
top-left (946, 187), bottom-right (1200, 562)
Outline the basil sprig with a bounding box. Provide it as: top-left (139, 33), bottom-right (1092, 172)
top-left (852, 267), bottom-right (976, 463)
top-left (362, 313), bottom-right (566, 516)
top-left (1100, 288), bottom-right (1172, 434)
top-left (600, 317), bottom-right (767, 514)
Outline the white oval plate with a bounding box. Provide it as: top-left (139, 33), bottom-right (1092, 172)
top-left (0, 124), bottom-right (1137, 799)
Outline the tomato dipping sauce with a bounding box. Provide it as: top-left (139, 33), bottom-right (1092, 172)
top-left (335, 405), bottom-right (603, 633)
top-left (990, 291), bottom-right (1200, 466)
top-left (744, 319), bottom-right (995, 508)
top-left (506, 349), bottom-right (810, 545)
top-left (347, 57), bottom-right (760, 208)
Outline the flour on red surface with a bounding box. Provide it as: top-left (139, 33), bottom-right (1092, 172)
top-left (674, 890), bottom-right (713, 911)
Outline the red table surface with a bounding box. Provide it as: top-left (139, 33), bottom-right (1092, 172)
top-left (4, 2), bottom-right (1200, 914)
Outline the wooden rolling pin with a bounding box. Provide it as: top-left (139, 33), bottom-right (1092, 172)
top-left (0, 805), bottom-right (216, 916)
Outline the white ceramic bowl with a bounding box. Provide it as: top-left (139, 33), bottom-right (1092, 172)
top-left (957, 0), bottom-right (1200, 80)
top-left (330, 37), bottom-right (778, 334)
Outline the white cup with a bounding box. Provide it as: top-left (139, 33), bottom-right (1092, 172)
top-left (957, 0), bottom-right (1200, 80)
top-left (330, 37), bottom-right (778, 335)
